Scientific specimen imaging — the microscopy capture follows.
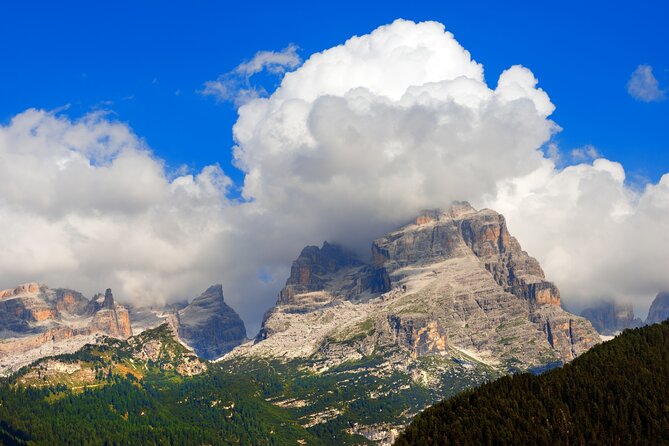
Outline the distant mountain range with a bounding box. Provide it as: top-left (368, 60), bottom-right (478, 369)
top-left (1, 203), bottom-right (667, 444)
top-left (0, 283), bottom-right (247, 375)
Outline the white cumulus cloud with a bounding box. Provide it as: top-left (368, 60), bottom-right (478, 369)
top-left (484, 157), bottom-right (669, 316)
top-left (0, 109), bottom-right (236, 311)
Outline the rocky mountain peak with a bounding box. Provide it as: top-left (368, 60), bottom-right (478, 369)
top-left (201, 284), bottom-right (224, 299)
top-left (372, 204), bottom-right (560, 306)
top-left (646, 292), bottom-right (669, 325)
top-left (102, 288), bottom-right (115, 309)
top-left (0, 284), bottom-right (133, 375)
top-left (413, 202), bottom-right (477, 225)
top-left (176, 285), bottom-right (247, 360)
top-left (278, 241), bottom-right (364, 305)
top-left (247, 204), bottom-right (598, 373)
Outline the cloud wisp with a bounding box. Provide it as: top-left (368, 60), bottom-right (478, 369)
top-left (202, 44), bottom-right (301, 106)
top-left (2, 20), bottom-right (668, 333)
top-left (627, 64), bottom-right (666, 102)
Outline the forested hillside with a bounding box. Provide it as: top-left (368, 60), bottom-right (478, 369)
top-left (0, 326), bottom-right (320, 446)
top-left (395, 320), bottom-right (669, 446)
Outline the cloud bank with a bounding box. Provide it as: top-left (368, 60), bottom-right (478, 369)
top-left (1, 20), bottom-right (668, 332)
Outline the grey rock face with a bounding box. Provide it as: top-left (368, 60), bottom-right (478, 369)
top-left (581, 301), bottom-right (644, 335)
top-left (177, 285), bottom-right (247, 360)
top-left (646, 292), bottom-right (669, 325)
top-left (54, 289), bottom-right (89, 315)
top-left (86, 288), bottom-right (117, 314)
top-left (278, 242), bottom-right (366, 305)
top-left (372, 203), bottom-right (560, 306)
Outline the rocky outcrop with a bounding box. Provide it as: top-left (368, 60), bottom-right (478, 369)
top-left (176, 285), bottom-right (247, 360)
top-left (646, 292), bottom-right (669, 325)
top-left (373, 203), bottom-right (561, 306)
top-left (0, 284), bottom-right (133, 375)
top-left (0, 283), bottom-right (41, 298)
top-left (91, 309), bottom-right (132, 339)
top-left (87, 288), bottom-right (132, 338)
top-left (387, 315), bottom-right (448, 358)
top-left (581, 301), bottom-right (644, 335)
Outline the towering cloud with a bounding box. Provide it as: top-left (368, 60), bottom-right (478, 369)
top-left (1, 20), bottom-right (667, 332)
top-left (231, 20), bottom-right (557, 251)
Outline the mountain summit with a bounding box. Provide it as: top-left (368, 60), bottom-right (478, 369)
top-left (240, 203), bottom-right (598, 366)
top-left (176, 285), bottom-right (247, 359)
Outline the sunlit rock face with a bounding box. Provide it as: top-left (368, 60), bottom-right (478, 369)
top-left (0, 284), bottom-right (133, 375)
top-left (226, 203), bottom-right (600, 445)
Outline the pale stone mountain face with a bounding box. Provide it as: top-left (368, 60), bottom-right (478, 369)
top-left (0, 284), bottom-right (132, 375)
top-left (241, 202), bottom-right (599, 367)
top-left (646, 292), bottom-right (669, 325)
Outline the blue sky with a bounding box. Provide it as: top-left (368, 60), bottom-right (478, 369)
top-left (2, 0), bottom-right (667, 188)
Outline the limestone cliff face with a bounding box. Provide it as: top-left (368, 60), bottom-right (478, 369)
top-left (386, 315), bottom-right (449, 358)
top-left (176, 285), bottom-right (247, 360)
top-left (0, 284), bottom-right (133, 375)
top-left (54, 289), bottom-right (89, 314)
top-left (646, 292), bottom-right (669, 325)
top-left (372, 203), bottom-right (561, 306)
top-left (581, 301), bottom-right (644, 335)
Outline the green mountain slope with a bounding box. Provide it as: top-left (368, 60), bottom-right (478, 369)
top-left (394, 320), bottom-right (669, 446)
top-left (219, 348), bottom-right (501, 445)
top-left (0, 325), bottom-right (321, 446)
